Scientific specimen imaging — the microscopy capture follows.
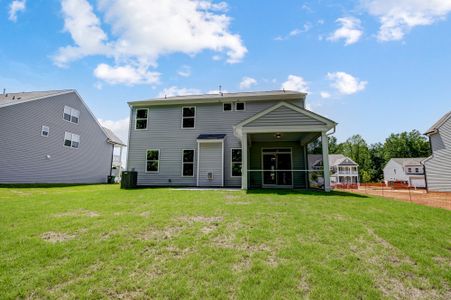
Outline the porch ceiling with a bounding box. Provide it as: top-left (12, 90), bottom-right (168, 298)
top-left (249, 132), bottom-right (321, 143)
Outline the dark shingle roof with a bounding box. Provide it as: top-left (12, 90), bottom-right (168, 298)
top-left (197, 134), bottom-right (226, 140)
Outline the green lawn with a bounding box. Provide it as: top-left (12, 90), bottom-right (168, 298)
top-left (0, 185), bottom-right (450, 299)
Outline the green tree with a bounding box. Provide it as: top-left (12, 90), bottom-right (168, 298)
top-left (369, 143), bottom-right (385, 181)
top-left (340, 135), bottom-right (373, 182)
top-left (307, 136), bottom-right (341, 154)
top-left (383, 130), bottom-right (431, 161)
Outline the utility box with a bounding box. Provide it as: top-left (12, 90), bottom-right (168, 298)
top-left (121, 171), bottom-right (137, 189)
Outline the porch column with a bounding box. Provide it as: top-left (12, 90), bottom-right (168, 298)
top-left (241, 132), bottom-right (248, 190)
top-left (321, 131), bottom-right (331, 192)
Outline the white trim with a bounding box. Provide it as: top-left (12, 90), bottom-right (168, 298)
top-left (181, 106), bottom-right (196, 129)
top-left (234, 101), bottom-right (336, 129)
top-left (145, 149), bottom-right (160, 173)
top-left (196, 139), bottom-right (224, 143)
top-left (41, 125), bottom-right (49, 137)
top-left (63, 105), bottom-right (80, 125)
top-left (230, 148), bottom-right (242, 178)
top-left (223, 103), bottom-right (233, 112)
top-left (181, 149), bottom-right (195, 177)
top-left (135, 108), bottom-right (149, 130)
top-left (322, 131), bottom-right (331, 192)
top-left (63, 131), bottom-right (80, 149)
top-left (235, 102), bottom-right (246, 112)
top-left (241, 133), bottom-right (248, 189)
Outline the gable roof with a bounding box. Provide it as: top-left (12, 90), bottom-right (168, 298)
top-left (128, 90), bottom-right (306, 107)
top-left (235, 101), bottom-right (336, 129)
top-left (425, 111), bottom-right (451, 135)
top-left (102, 127), bottom-right (126, 146)
top-left (308, 154), bottom-right (358, 168)
top-left (389, 158), bottom-right (428, 167)
top-left (0, 90), bottom-right (73, 108)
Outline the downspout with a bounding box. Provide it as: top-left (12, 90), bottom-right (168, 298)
top-left (109, 143), bottom-right (114, 176)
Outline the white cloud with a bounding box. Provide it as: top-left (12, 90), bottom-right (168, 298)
top-left (8, 0), bottom-right (26, 22)
top-left (320, 91), bottom-right (331, 99)
top-left (54, 0), bottom-right (247, 85)
top-left (275, 23), bottom-right (312, 41)
top-left (239, 76), bottom-right (257, 89)
top-left (157, 86), bottom-right (202, 98)
top-left (98, 117), bottom-right (130, 146)
top-left (362, 0), bottom-right (451, 41)
top-left (93, 64), bottom-right (160, 85)
top-left (327, 17), bottom-right (363, 45)
top-left (327, 72), bottom-right (367, 95)
top-left (177, 65), bottom-right (191, 77)
top-left (281, 75), bottom-right (309, 93)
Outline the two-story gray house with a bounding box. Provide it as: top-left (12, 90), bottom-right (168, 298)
top-left (308, 154), bottom-right (359, 186)
top-left (0, 90), bottom-right (125, 184)
top-left (423, 111), bottom-right (451, 192)
top-left (383, 158), bottom-right (427, 188)
top-left (126, 91), bottom-right (337, 190)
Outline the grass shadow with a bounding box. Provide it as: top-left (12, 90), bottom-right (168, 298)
top-left (246, 188), bottom-right (369, 198)
top-left (0, 183), bottom-right (111, 189)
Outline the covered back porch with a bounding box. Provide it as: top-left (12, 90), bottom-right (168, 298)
top-left (233, 102), bottom-right (337, 191)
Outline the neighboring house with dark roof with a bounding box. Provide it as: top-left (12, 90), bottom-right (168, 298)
top-left (0, 90), bottom-right (125, 183)
top-left (383, 158), bottom-right (427, 188)
top-left (308, 154), bottom-right (359, 186)
top-left (126, 90), bottom-right (337, 190)
top-left (423, 111), bottom-right (451, 192)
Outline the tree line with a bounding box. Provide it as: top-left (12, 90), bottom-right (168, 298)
top-left (309, 130), bottom-right (431, 182)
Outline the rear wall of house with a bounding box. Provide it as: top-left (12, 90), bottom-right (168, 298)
top-left (0, 93), bottom-right (112, 183)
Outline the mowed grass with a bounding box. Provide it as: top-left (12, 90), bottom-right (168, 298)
top-left (0, 185), bottom-right (450, 299)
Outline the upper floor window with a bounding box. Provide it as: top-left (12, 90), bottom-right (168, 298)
top-left (415, 167), bottom-right (419, 173)
top-left (64, 132), bottom-right (80, 149)
top-left (41, 126), bottom-right (49, 137)
top-left (63, 106), bottom-right (80, 124)
top-left (231, 148), bottom-right (242, 177)
top-left (235, 102), bottom-right (245, 111)
top-left (408, 167), bottom-right (412, 173)
top-left (135, 109), bottom-right (148, 130)
top-left (223, 103), bottom-right (232, 111)
top-left (182, 107), bottom-right (195, 128)
top-left (182, 150), bottom-right (195, 177)
top-left (146, 149), bottom-right (159, 172)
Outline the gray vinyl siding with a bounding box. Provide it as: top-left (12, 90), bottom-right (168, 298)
top-left (198, 143), bottom-right (223, 186)
top-left (244, 106), bottom-right (326, 127)
top-left (248, 142), bottom-right (307, 188)
top-left (128, 100), bottom-right (302, 187)
top-left (383, 160), bottom-right (407, 183)
top-left (424, 117), bottom-right (451, 191)
top-left (0, 92), bottom-right (112, 183)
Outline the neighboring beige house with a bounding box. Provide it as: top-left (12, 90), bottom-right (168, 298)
top-left (383, 158), bottom-right (427, 188)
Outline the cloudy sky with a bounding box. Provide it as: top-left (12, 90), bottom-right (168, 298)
top-left (1, 0), bottom-right (451, 145)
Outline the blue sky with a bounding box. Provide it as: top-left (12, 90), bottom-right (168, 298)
top-left (1, 0), bottom-right (450, 145)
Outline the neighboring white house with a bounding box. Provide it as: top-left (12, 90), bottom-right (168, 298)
top-left (423, 111), bottom-right (451, 192)
top-left (383, 158), bottom-right (427, 188)
top-left (308, 154), bottom-right (359, 186)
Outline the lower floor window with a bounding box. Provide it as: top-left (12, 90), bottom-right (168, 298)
top-left (146, 149), bottom-right (159, 172)
top-left (231, 148), bottom-right (242, 177)
top-left (182, 150), bottom-right (195, 176)
top-left (64, 132), bottom-right (80, 148)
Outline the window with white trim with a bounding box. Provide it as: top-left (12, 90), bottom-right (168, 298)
top-left (182, 150), bottom-right (195, 176)
top-left (135, 109), bottom-right (148, 130)
top-left (231, 148), bottom-right (242, 177)
top-left (63, 106), bottom-right (80, 124)
top-left (235, 102), bottom-right (245, 111)
top-left (223, 103), bottom-right (232, 111)
top-left (41, 126), bottom-right (49, 137)
top-left (182, 107), bottom-right (195, 128)
top-left (146, 149), bottom-right (159, 172)
top-left (408, 167), bottom-right (412, 173)
top-left (64, 132), bottom-right (80, 148)
top-left (415, 167), bottom-right (419, 173)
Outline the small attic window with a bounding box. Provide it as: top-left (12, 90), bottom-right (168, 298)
top-left (223, 103), bottom-right (232, 111)
top-left (235, 102), bottom-right (245, 111)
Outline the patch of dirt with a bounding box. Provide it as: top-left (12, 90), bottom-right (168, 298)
top-left (53, 209), bottom-right (100, 218)
top-left (224, 194), bottom-right (240, 200)
top-left (225, 201), bottom-right (251, 205)
top-left (201, 224), bottom-right (219, 234)
top-left (139, 225), bottom-right (185, 241)
top-left (139, 211), bottom-right (151, 217)
top-left (178, 216), bottom-right (224, 223)
top-left (297, 274), bottom-right (310, 296)
top-left (232, 255), bottom-right (252, 272)
top-left (41, 231), bottom-right (75, 243)
top-left (350, 227), bottom-right (444, 299)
